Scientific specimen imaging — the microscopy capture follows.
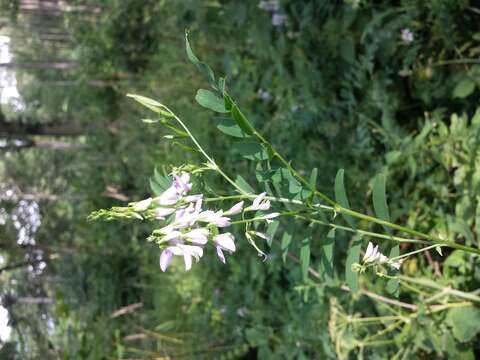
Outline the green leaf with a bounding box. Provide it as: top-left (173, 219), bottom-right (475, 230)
top-left (309, 168), bottom-right (318, 188)
top-left (446, 307), bottom-right (480, 342)
top-left (229, 99), bottom-right (256, 136)
top-left (448, 217), bottom-right (475, 244)
top-left (150, 179), bottom-right (164, 196)
top-left (300, 236), bottom-right (311, 281)
top-left (235, 141), bottom-right (269, 161)
top-left (214, 117), bottom-right (248, 138)
top-left (319, 229), bottom-right (335, 285)
top-left (334, 169), bottom-right (356, 228)
top-left (266, 221), bottom-right (280, 247)
top-left (372, 174), bottom-right (398, 294)
top-left (153, 169), bottom-right (171, 190)
top-left (195, 89), bottom-right (227, 113)
top-left (127, 94), bottom-right (173, 118)
top-left (281, 231), bottom-right (292, 263)
top-left (386, 246), bottom-right (399, 295)
top-left (453, 78), bottom-right (476, 98)
top-left (185, 32), bottom-right (216, 88)
top-left (345, 234), bottom-right (362, 292)
top-left (234, 175), bottom-right (255, 194)
top-left (372, 173), bottom-right (390, 223)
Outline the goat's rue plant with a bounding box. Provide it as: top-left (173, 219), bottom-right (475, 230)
top-left (89, 33), bottom-right (480, 293)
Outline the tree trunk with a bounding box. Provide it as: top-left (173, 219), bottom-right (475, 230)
top-left (0, 119), bottom-right (84, 137)
top-left (0, 61), bottom-right (78, 70)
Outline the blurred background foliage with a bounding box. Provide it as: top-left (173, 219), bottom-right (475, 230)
top-left (1, 0), bottom-right (480, 358)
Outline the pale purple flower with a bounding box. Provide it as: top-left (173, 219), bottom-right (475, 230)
top-left (155, 186), bottom-right (179, 206)
top-left (272, 13), bottom-right (287, 27)
top-left (247, 192), bottom-right (271, 211)
top-left (224, 201), bottom-right (244, 216)
top-left (173, 172), bottom-right (192, 195)
top-left (184, 194), bottom-right (203, 203)
top-left (214, 233), bottom-right (236, 264)
top-left (195, 198), bottom-right (203, 213)
top-left (184, 228), bottom-right (209, 245)
top-left (174, 203), bottom-right (199, 228)
top-left (154, 207), bottom-right (176, 219)
top-left (159, 248), bottom-right (173, 271)
top-left (160, 243), bottom-right (203, 272)
top-left (133, 197), bottom-right (152, 212)
top-left (163, 230), bottom-right (182, 242)
top-left (401, 28), bottom-right (414, 44)
top-left (216, 246), bottom-right (226, 263)
top-left (197, 210), bottom-right (231, 228)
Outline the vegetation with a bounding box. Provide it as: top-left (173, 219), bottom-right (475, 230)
top-left (1, 0), bottom-right (480, 359)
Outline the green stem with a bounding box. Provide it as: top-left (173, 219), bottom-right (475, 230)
top-left (295, 215), bottom-right (427, 245)
top-left (389, 244), bottom-right (443, 261)
top-left (163, 106), bottom-right (248, 196)
top-left (248, 117), bottom-right (480, 255)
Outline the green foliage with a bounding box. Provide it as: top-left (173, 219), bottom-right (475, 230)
top-left (3, 0), bottom-right (480, 358)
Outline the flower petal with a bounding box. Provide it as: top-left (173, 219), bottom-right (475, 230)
top-left (214, 233), bottom-right (235, 252)
top-left (216, 246), bottom-right (226, 264)
top-left (225, 201), bottom-right (244, 216)
top-left (183, 252), bottom-right (192, 271)
top-left (159, 249), bottom-right (173, 272)
top-left (133, 197), bottom-right (152, 212)
top-left (252, 192), bottom-right (267, 208)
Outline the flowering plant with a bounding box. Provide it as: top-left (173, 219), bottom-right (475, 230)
top-left (89, 32), bottom-right (480, 294)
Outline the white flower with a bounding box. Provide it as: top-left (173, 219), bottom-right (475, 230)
top-left (363, 242), bottom-right (380, 263)
top-left (251, 231), bottom-right (270, 241)
top-left (197, 210), bottom-right (231, 228)
top-left (153, 207), bottom-right (176, 219)
top-left (154, 186), bottom-right (179, 206)
top-left (159, 243), bottom-right (203, 272)
top-left (174, 203), bottom-right (199, 228)
top-left (213, 233), bottom-right (236, 264)
top-left (184, 228), bottom-right (209, 245)
top-left (263, 212), bottom-right (280, 223)
top-left (401, 28), bottom-right (414, 44)
top-left (224, 201), bottom-right (244, 216)
top-left (362, 241), bottom-right (402, 270)
top-left (247, 192), bottom-right (271, 211)
top-left (133, 197), bottom-right (152, 212)
top-left (184, 194), bottom-right (203, 203)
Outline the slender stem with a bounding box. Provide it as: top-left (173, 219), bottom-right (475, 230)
top-left (163, 105), bottom-right (248, 196)
top-left (389, 244), bottom-right (443, 261)
top-left (165, 101), bottom-right (480, 255)
top-left (398, 275), bottom-right (480, 303)
top-left (294, 214), bottom-right (428, 245)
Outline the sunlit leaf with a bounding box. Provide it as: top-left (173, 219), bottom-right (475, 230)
top-left (234, 175), bottom-right (255, 194)
top-left (319, 228), bottom-right (335, 285)
top-left (235, 141), bottom-right (269, 161)
top-left (453, 78), bottom-right (475, 98)
top-left (345, 234), bottom-right (362, 292)
top-left (185, 32), bottom-right (216, 88)
top-left (266, 221), bottom-right (280, 247)
top-left (300, 236), bottom-right (311, 281)
top-left (215, 117), bottom-right (248, 138)
top-left (281, 231), bottom-right (292, 263)
top-left (195, 89), bottom-right (227, 113)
